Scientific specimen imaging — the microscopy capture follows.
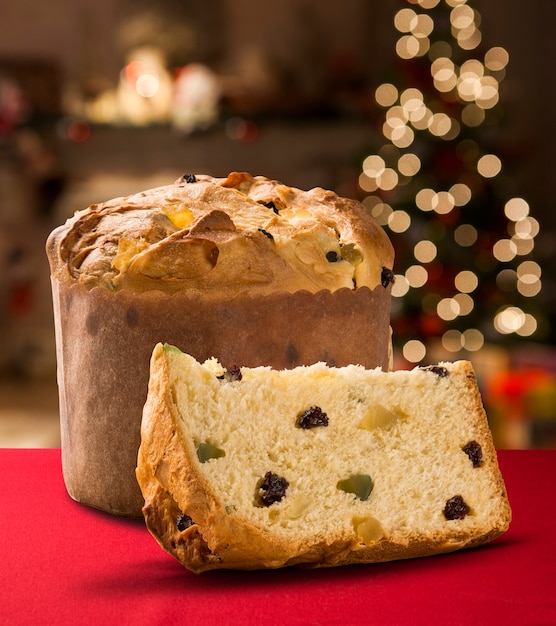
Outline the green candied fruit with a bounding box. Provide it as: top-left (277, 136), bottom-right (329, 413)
top-left (196, 442), bottom-right (226, 463)
top-left (337, 474), bottom-right (373, 501)
top-left (163, 343), bottom-right (183, 354)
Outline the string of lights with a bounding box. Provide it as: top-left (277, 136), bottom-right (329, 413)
top-left (359, 0), bottom-right (542, 364)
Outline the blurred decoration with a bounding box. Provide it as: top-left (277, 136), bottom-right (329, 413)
top-left (358, 0), bottom-right (546, 366)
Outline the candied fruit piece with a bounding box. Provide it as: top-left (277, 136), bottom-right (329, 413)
top-left (381, 267), bottom-right (395, 288)
top-left (354, 516), bottom-right (384, 545)
top-left (337, 474), bottom-right (373, 501)
top-left (423, 365), bottom-right (449, 377)
top-left (258, 472), bottom-right (289, 506)
top-left (462, 440), bottom-right (483, 467)
top-left (196, 442), bottom-right (226, 463)
top-left (297, 406), bottom-right (329, 429)
top-left (358, 405), bottom-right (400, 431)
top-left (176, 513), bottom-right (194, 531)
top-left (340, 243), bottom-right (363, 266)
top-left (444, 495), bottom-right (471, 520)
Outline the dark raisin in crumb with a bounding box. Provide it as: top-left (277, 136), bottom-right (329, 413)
top-left (182, 173), bottom-right (197, 183)
top-left (462, 440), bottom-right (483, 467)
top-left (297, 406), bottom-right (329, 429)
top-left (444, 495), bottom-right (471, 520)
top-left (261, 200), bottom-right (279, 214)
top-left (258, 228), bottom-right (274, 241)
top-left (423, 365), bottom-right (449, 377)
top-left (326, 250), bottom-right (339, 262)
top-left (224, 364), bottom-right (242, 382)
top-left (381, 267), bottom-right (395, 288)
top-left (176, 513), bottom-right (194, 531)
top-left (259, 471), bottom-right (289, 506)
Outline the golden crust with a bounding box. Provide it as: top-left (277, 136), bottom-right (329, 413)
top-left (136, 347), bottom-right (512, 572)
top-left (46, 172), bottom-right (394, 296)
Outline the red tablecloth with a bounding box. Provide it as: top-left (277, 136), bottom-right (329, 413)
top-left (1, 449), bottom-right (554, 625)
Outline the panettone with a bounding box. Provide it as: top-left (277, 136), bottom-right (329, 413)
top-left (46, 172), bottom-right (394, 516)
top-left (137, 344), bottom-right (511, 572)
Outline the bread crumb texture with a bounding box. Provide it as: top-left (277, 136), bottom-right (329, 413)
top-left (137, 344), bottom-right (511, 572)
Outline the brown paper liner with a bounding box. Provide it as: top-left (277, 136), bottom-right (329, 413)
top-left (51, 279), bottom-right (392, 516)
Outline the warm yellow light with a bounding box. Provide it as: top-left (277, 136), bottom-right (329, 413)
top-left (477, 154), bottom-right (502, 178)
top-left (428, 112), bottom-right (452, 136)
top-left (377, 168), bottom-right (399, 190)
top-left (414, 240), bottom-right (437, 263)
top-left (403, 340), bottom-right (426, 363)
top-left (454, 270), bottom-right (478, 293)
top-left (412, 14), bottom-right (434, 38)
top-left (375, 83), bottom-right (399, 107)
top-left (415, 188), bottom-right (436, 211)
top-left (388, 209), bottom-right (411, 232)
top-left (398, 153), bottom-right (421, 176)
top-left (476, 77), bottom-right (500, 109)
top-left (517, 260), bottom-right (541, 279)
top-left (363, 155), bottom-right (386, 178)
top-left (358, 172), bottom-right (378, 192)
top-left (437, 297), bottom-right (460, 321)
top-left (396, 35), bottom-right (421, 59)
top-left (504, 197), bottom-right (530, 221)
top-left (453, 293), bottom-right (474, 315)
top-left (449, 183), bottom-right (472, 206)
top-left (493, 238), bottom-right (517, 262)
top-left (450, 5), bottom-right (475, 30)
top-left (514, 217), bottom-right (539, 239)
top-left (496, 269), bottom-right (517, 291)
top-left (442, 329), bottom-right (463, 352)
top-left (485, 46), bottom-right (509, 71)
top-left (511, 234), bottom-right (535, 256)
top-left (394, 8), bottom-right (418, 33)
top-left (461, 103), bottom-right (485, 126)
top-left (391, 274), bottom-right (410, 297)
top-left (391, 125), bottom-right (415, 148)
top-left (517, 280), bottom-right (542, 298)
top-left (462, 328), bottom-right (484, 351)
top-left (494, 306), bottom-right (536, 336)
top-left (432, 190), bottom-right (455, 214)
top-left (405, 264), bottom-right (428, 288)
top-left (454, 224), bottom-right (478, 246)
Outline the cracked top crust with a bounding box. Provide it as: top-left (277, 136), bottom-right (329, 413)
top-left (47, 172), bottom-right (394, 296)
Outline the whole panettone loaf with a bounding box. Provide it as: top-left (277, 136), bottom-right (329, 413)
top-left (137, 344), bottom-right (511, 572)
top-left (46, 172), bottom-right (395, 516)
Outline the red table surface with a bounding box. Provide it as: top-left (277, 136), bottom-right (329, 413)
top-left (1, 449), bottom-right (554, 626)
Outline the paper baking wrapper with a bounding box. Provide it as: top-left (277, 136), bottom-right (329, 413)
top-left (51, 279), bottom-right (392, 517)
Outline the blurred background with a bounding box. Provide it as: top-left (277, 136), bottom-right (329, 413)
top-left (1, 0), bottom-right (555, 449)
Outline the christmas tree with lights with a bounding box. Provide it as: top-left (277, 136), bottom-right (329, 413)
top-left (359, 0), bottom-right (543, 365)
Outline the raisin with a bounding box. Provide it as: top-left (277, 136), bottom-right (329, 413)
top-left (258, 472), bottom-right (289, 506)
top-left (423, 365), bottom-right (449, 377)
top-left (176, 513), bottom-right (194, 531)
top-left (381, 267), bottom-right (395, 288)
top-left (261, 200), bottom-right (279, 214)
top-left (216, 365), bottom-right (242, 381)
top-left (326, 250), bottom-right (340, 263)
top-left (258, 228), bottom-right (274, 241)
top-left (182, 173), bottom-right (197, 183)
top-left (444, 495), bottom-right (470, 520)
top-left (297, 406), bottom-right (329, 429)
top-left (462, 440), bottom-right (483, 467)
